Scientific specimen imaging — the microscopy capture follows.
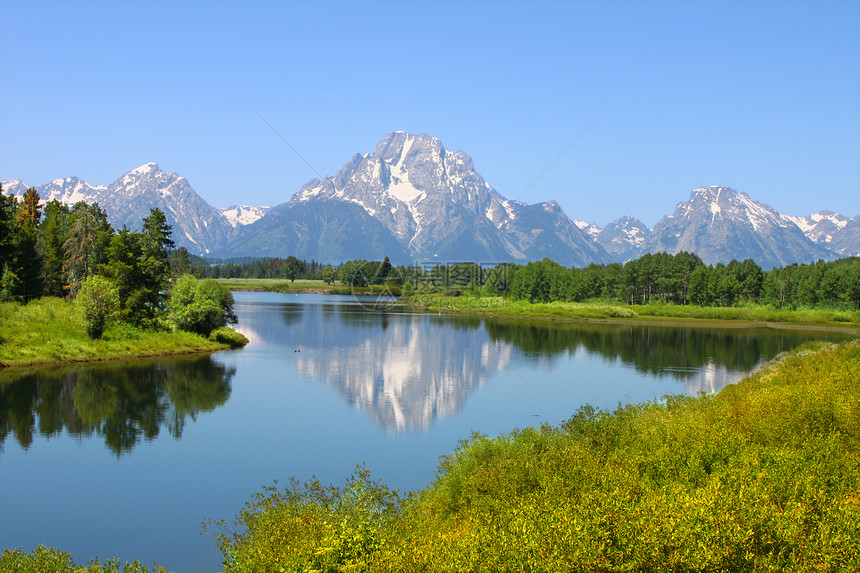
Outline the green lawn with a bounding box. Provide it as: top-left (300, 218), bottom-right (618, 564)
top-left (0, 297), bottom-right (238, 368)
top-left (404, 293), bottom-right (860, 329)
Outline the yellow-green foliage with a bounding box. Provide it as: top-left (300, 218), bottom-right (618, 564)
top-left (215, 340), bottom-right (860, 572)
top-left (0, 298), bottom-right (230, 367)
top-left (206, 464), bottom-right (400, 573)
top-left (0, 545), bottom-right (171, 572)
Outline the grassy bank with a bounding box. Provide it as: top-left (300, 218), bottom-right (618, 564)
top-left (215, 277), bottom-right (400, 296)
top-left (404, 293), bottom-right (860, 329)
top-left (213, 338), bottom-right (860, 572)
top-left (0, 298), bottom-right (246, 368)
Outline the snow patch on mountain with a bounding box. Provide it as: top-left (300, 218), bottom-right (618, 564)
top-left (785, 211), bottom-right (851, 244)
top-left (574, 220), bottom-right (602, 239)
top-left (220, 205), bottom-right (271, 227)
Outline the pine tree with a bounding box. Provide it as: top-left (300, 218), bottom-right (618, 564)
top-left (11, 187), bottom-right (43, 301)
top-left (38, 200), bottom-right (70, 297)
top-left (63, 202), bottom-right (112, 295)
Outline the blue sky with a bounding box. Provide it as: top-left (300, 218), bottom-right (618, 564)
top-left (1, 0), bottom-right (858, 227)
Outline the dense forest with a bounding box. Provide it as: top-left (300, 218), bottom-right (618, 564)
top-left (0, 185), bottom-right (234, 339)
top-left (200, 252), bottom-right (860, 311)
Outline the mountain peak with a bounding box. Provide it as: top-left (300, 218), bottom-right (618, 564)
top-left (647, 186), bottom-right (831, 268)
top-left (129, 162), bottom-right (160, 176)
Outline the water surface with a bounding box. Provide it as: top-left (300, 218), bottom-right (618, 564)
top-left (0, 292), bottom-right (851, 572)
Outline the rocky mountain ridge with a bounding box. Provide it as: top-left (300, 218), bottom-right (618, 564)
top-left (3, 133), bottom-right (856, 267)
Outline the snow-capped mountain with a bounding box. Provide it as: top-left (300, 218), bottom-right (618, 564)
top-left (2, 176), bottom-right (106, 204)
top-left (785, 210), bottom-right (850, 243)
top-left (4, 142), bottom-right (857, 267)
top-left (645, 186), bottom-right (833, 269)
top-left (596, 216), bottom-right (651, 263)
top-left (219, 131), bottom-right (609, 265)
top-left (785, 210), bottom-right (860, 256)
top-left (220, 205), bottom-right (271, 228)
top-left (100, 163), bottom-right (234, 253)
top-left (3, 163), bottom-right (234, 253)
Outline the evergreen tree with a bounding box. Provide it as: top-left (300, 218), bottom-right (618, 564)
top-left (63, 202), bottom-right (112, 295)
top-left (100, 228), bottom-right (147, 324)
top-left (11, 187), bottom-right (43, 301)
top-left (0, 187), bottom-right (17, 289)
top-left (38, 200), bottom-right (70, 297)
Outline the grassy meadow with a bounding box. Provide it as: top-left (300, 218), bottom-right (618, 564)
top-left (404, 293), bottom-right (860, 329)
top-left (0, 297), bottom-right (242, 368)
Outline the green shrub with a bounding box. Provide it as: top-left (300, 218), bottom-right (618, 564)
top-left (207, 464), bottom-right (401, 573)
top-left (208, 327), bottom-right (249, 348)
top-left (0, 545), bottom-right (170, 572)
top-left (168, 274), bottom-right (237, 337)
top-left (75, 275), bottom-right (120, 340)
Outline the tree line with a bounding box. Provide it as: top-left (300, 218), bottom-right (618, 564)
top-left (1, 185), bottom-right (236, 338)
top-left (499, 253), bottom-right (860, 310)
top-left (193, 248), bottom-right (860, 310)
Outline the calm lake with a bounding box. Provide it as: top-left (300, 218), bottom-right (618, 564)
top-left (0, 292), bottom-right (853, 572)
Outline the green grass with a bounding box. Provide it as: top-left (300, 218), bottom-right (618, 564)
top-left (216, 277), bottom-right (401, 296)
top-left (212, 338), bottom-right (860, 572)
top-left (404, 293), bottom-right (860, 328)
top-left (0, 298), bottom-right (240, 368)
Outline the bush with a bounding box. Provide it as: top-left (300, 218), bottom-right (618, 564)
top-left (207, 464), bottom-right (401, 573)
top-left (208, 327), bottom-right (249, 348)
top-left (75, 275), bottom-right (120, 340)
top-left (168, 274), bottom-right (237, 337)
top-left (0, 545), bottom-right (170, 572)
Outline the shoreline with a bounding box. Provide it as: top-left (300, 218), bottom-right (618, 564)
top-left (222, 284), bottom-right (860, 334)
top-left (0, 343), bottom-right (235, 372)
top-left (416, 305), bottom-right (860, 335)
top-left (0, 297), bottom-right (249, 371)
top-left (399, 295), bottom-right (860, 335)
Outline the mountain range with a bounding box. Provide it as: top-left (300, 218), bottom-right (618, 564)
top-left (2, 131), bottom-right (857, 268)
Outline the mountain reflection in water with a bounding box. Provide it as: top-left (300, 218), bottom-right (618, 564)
top-left (234, 296), bottom-right (840, 432)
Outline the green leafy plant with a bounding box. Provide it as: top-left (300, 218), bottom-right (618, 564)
top-left (75, 274), bottom-right (120, 339)
top-left (168, 274), bottom-right (237, 337)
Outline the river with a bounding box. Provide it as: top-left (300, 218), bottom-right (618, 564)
top-left (0, 292), bottom-right (852, 572)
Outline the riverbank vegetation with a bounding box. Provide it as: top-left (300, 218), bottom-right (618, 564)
top-left (405, 294), bottom-right (860, 328)
top-left (0, 296), bottom-right (239, 368)
top-left (209, 252), bottom-right (860, 324)
top-left (0, 545), bottom-right (171, 573)
top-left (0, 186), bottom-right (245, 367)
top-left (210, 339), bottom-right (860, 572)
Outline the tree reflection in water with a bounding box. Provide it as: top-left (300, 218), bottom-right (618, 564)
top-left (0, 355), bottom-right (234, 456)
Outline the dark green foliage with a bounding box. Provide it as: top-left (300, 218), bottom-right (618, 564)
top-left (168, 274), bottom-right (237, 336)
top-left (0, 186), bottom-right (17, 288)
top-left (7, 187), bottom-right (44, 302)
top-left (100, 228), bottom-right (148, 324)
top-left (281, 255), bottom-right (306, 281)
top-left (168, 246), bottom-right (195, 278)
top-left (0, 350), bottom-right (234, 455)
top-left (38, 200), bottom-right (70, 297)
top-left (62, 202), bottom-right (112, 295)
